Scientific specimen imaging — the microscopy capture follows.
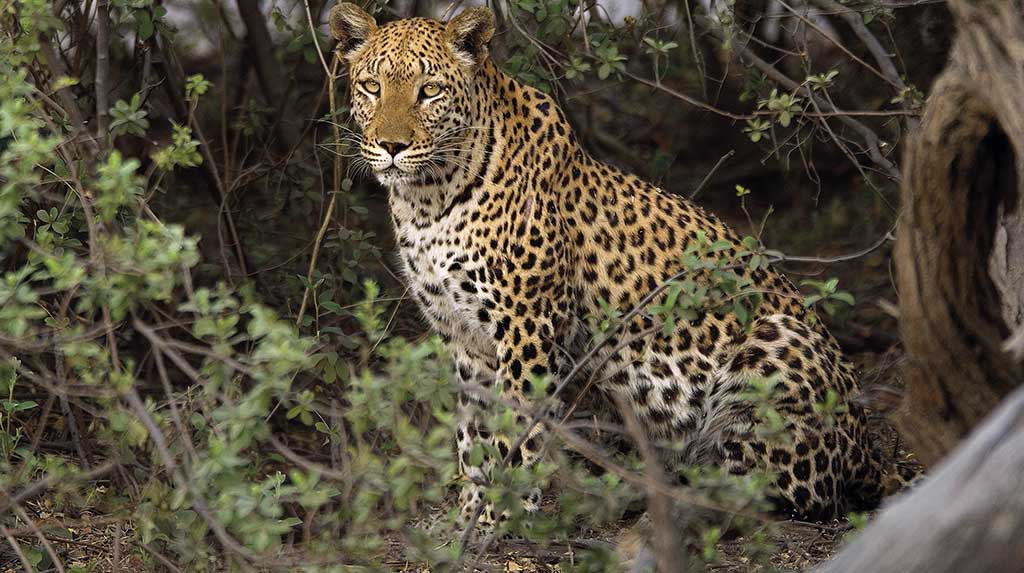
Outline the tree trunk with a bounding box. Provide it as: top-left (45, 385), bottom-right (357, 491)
top-left (893, 0), bottom-right (1024, 467)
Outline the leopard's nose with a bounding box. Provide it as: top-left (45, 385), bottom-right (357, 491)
top-left (381, 140), bottom-right (410, 156)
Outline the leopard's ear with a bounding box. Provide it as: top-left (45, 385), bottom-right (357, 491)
top-left (330, 2), bottom-right (377, 61)
top-left (445, 6), bottom-right (495, 66)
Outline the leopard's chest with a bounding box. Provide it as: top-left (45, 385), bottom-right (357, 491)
top-left (397, 220), bottom-right (496, 353)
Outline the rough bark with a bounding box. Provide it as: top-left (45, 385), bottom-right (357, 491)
top-left (893, 0), bottom-right (1024, 466)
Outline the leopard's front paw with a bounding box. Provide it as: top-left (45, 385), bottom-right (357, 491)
top-left (456, 484), bottom-right (542, 543)
top-left (457, 483), bottom-right (500, 539)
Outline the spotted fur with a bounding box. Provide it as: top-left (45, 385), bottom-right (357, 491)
top-left (329, 3), bottom-right (911, 531)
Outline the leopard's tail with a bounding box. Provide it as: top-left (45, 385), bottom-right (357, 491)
top-left (848, 443), bottom-right (924, 509)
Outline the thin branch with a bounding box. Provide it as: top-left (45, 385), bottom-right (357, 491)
top-left (695, 14), bottom-right (901, 180)
top-left (296, 56), bottom-right (343, 326)
top-left (95, 0), bottom-right (110, 139)
top-left (1, 526), bottom-right (36, 573)
top-left (616, 395), bottom-right (688, 573)
top-left (681, 0), bottom-right (707, 98)
top-left (810, 0), bottom-right (918, 130)
top-left (0, 461), bottom-right (117, 515)
top-left (124, 389), bottom-right (258, 568)
top-left (37, 36), bottom-right (97, 153)
top-left (770, 223), bottom-right (895, 265)
top-left (775, 0), bottom-right (899, 91)
top-left (623, 70), bottom-right (750, 120)
top-left (137, 542), bottom-right (186, 573)
top-left (153, 35), bottom-right (250, 276)
top-left (236, 0), bottom-right (302, 150)
top-left (11, 503), bottom-right (66, 573)
top-left (302, 0), bottom-right (331, 75)
top-left (267, 434), bottom-right (348, 480)
top-left (691, 149), bottom-right (735, 199)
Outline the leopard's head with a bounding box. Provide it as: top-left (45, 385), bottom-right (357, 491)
top-left (329, 3), bottom-right (495, 186)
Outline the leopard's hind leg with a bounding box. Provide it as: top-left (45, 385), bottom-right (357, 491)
top-left (706, 314), bottom-right (894, 518)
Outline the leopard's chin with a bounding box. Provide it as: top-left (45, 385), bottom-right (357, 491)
top-left (376, 163), bottom-right (449, 188)
top-left (374, 166), bottom-right (419, 187)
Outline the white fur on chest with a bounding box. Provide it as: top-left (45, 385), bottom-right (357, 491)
top-left (397, 218), bottom-right (494, 354)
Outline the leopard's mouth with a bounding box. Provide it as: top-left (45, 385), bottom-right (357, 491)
top-left (374, 165), bottom-right (418, 186)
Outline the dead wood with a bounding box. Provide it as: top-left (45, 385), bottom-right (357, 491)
top-left (893, 0), bottom-right (1024, 465)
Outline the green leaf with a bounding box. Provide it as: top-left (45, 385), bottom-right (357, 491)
top-left (831, 292), bottom-right (856, 306)
top-left (3, 399), bottom-right (37, 412)
top-left (733, 301), bottom-right (748, 325)
top-left (469, 443), bottom-right (485, 467)
top-left (137, 11), bottom-right (154, 41)
top-left (321, 301), bottom-right (345, 315)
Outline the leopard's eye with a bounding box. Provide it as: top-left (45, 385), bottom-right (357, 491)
top-left (361, 80), bottom-right (380, 95)
top-left (420, 83), bottom-right (442, 99)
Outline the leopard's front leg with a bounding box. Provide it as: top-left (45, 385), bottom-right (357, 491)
top-left (451, 348), bottom-right (499, 530)
top-left (454, 311), bottom-right (565, 536)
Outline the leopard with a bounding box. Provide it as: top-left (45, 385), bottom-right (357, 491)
top-left (327, 2), bottom-right (915, 533)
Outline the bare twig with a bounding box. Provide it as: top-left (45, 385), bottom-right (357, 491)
top-left (153, 35), bottom-right (250, 276)
top-left (1, 525), bottom-right (36, 573)
top-left (682, 0), bottom-right (707, 98)
top-left (236, 0), bottom-right (302, 150)
top-left (810, 0), bottom-right (916, 131)
top-left (775, 0), bottom-right (899, 90)
top-left (95, 0), bottom-right (110, 139)
top-left (623, 71), bottom-right (748, 120)
top-left (296, 55), bottom-right (344, 326)
top-left (302, 0), bottom-right (331, 75)
top-left (37, 37), bottom-right (97, 152)
top-left (11, 503), bottom-right (66, 573)
top-left (770, 223), bottom-right (895, 265)
top-left (152, 347), bottom-right (199, 468)
top-left (695, 14), bottom-right (901, 180)
top-left (131, 317), bottom-right (205, 384)
top-left (616, 395), bottom-right (687, 573)
top-left (58, 391), bottom-right (89, 467)
top-left (0, 461), bottom-right (117, 516)
top-left (137, 542), bottom-right (187, 573)
top-left (267, 434), bottom-right (348, 480)
top-left (113, 521), bottom-right (122, 573)
top-left (691, 149), bottom-right (736, 199)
